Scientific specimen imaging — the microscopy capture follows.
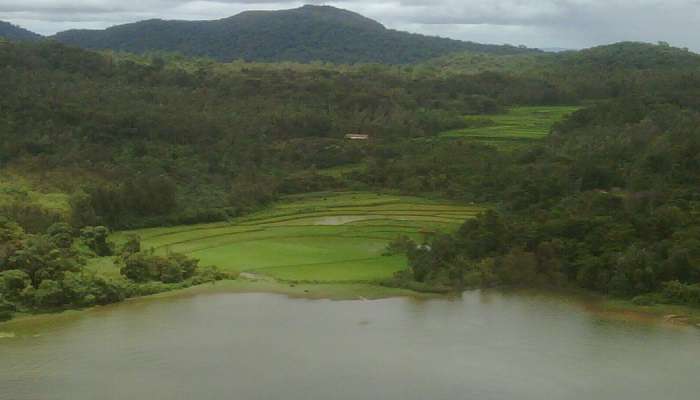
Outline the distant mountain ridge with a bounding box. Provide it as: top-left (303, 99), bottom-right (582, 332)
top-left (0, 21), bottom-right (42, 41)
top-left (52, 5), bottom-right (538, 64)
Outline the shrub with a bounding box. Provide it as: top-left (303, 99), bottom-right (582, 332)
top-left (0, 298), bottom-right (15, 321)
top-left (0, 269), bottom-right (31, 300)
top-left (119, 235), bottom-right (141, 259)
top-left (383, 235), bottom-right (417, 256)
top-left (80, 226), bottom-right (114, 256)
top-left (661, 280), bottom-right (700, 306)
top-left (120, 252), bottom-right (199, 283)
top-left (34, 279), bottom-right (65, 308)
top-left (47, 223), bottom-right (74, 249)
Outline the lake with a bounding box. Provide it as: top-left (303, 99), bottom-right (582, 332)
top-left (2, 289), bottom-right (699, 400)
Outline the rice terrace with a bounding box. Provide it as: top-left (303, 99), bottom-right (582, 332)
top-left (89, 192), bottom-right (483, 288)
top-left (441, 106), bottom-right (581, 146)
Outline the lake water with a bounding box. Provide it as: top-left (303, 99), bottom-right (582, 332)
top-left (2, 290), bottom-right (699, 400)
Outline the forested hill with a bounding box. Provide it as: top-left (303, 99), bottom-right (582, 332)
top-left (3, 37), bottom-right (700, 309)
top-left (555, 42), bottom-right (700, 70)
top-left (424, 42), bottom-right (700, 75)
top-left (0, 21), bottom-right (42, 41)
top-left (52, 5), bottom-right (537, 64)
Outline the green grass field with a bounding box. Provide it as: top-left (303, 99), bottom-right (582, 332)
top-left (441, 106), bottom-right (581, 146)
top-left (90, 192), bottom-right (483, 284)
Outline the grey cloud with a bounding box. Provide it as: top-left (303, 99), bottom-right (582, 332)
top-left (1, 0), bottom-right (699, 51)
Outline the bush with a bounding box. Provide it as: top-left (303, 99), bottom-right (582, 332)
top-left (0, 269), bottom-right (31, 300)
top-left (0, 203), bottom-right (64, 234)
top-left (0, 297), bottom-right (16, 321)
top-left (80, 226), bottom-right (114, 256)
top-left (120, 252), bottom-right (199, 283)
top-left (47, 223), bottom-right (74, 249)
top-left (661, 280), bottom-right (700, 306)
top-left (116, 235), bottom-right (141, 260)
top-left (383, 235), bottom-right (417, 256)
top-left (34, 279), bottom-right (65, 308)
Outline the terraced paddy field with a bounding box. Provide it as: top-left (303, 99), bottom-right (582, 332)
top-left (441, 106), bottom-right (581, 146)
top-left (90, 192), bottom-right (483, 284)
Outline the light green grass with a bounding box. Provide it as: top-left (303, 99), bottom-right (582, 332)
top-left (0, 172), bottom-right (71, 214)
top-left (93, 192), bottom-right (483, 283)
top-left (441, 106), bottom-right (581, 145)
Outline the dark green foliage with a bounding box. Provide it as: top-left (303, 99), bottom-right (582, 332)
top-left (0, 203), bottom-right (64, 234)
top-left (0, 218), bottom-right (24, 271)
top-left (0, 40), bottom-right (560, 230)
top-left (60, 272), bottom-right (127, 306)
top-left (33, 279), bottom-right (65, 308)
top-left (0, 21), bottom-right (42, 42)
top-left (0, 220), bottom-right (222, 319)
top-left (0, 297), bottom-right (15, 321)
top-left (80, 226), bottom-right (114, 256)
top-left (10, 234), bottom-right (79, 287)
top-left (0, 270), bottom-right (31, 300)
top-left (53, 6), bottom-right (536, 64)
top-left (383, 235), bottom-right (417, 256)
top-left (47, 223), bottom-right (74, 249)
top-left (399, 97), bottom-right (700, 305)
top-left (120, 252), bottom-right (199, 284)
top-left (661, 281), bottom-right (700, 306)
top-left (119, 235), bottom-right (141, 259)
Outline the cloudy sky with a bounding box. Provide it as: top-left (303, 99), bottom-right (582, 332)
top-left (1, 0), bottom-right (699, 51)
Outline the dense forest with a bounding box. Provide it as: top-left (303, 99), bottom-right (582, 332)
top-left (0, 40), bottom-right (569, 231)
top-left (383, 91), bottom-right (700, 306)
top-left (2, 34), bottom-right (700, 320)
top-left (52, 5), bottom-right (537, 64)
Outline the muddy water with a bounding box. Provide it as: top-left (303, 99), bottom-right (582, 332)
top-left (1, 290), bottom-right (699, 400)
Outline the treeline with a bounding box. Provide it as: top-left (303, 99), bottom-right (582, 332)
top-left (0, 218), bottom-right (228, 321)
top-left (427, 42), bottom-right (700, 102)
top-left (382, 95), bottom-right (700, 306)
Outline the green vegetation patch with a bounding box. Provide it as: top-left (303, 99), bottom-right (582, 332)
top-left (441, 106), bottom-right (581, 144)
top-left (110, 192), bottom-right (483, 283)
top-left (0, 173), bottom-right (71, 213)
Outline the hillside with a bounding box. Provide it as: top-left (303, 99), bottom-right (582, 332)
top-left (0, 21), bottom-right (42, 41)
top-left (424, 42), bottom-right (700, 76)
top-left (52, 5), bottom-right (537, 64)
top-left (3, 37), bottom-right (700, 317)
top-left (555, 41), bottom-right (700, 70)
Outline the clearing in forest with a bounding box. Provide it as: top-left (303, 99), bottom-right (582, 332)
top-left (441, 106), bottom-right (581, 146)
top-left (92, 192), bottom-right (483, 283)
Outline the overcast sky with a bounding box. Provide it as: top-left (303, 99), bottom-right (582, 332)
top-left (1, 0), bottom-right (699, 51)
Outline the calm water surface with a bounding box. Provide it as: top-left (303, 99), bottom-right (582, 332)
top-left (1, 290), bottom-right (699, 400)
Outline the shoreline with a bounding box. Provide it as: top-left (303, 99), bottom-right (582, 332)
top-left (2, 278), bottom-right (699, 331)
top-left (0, 277), bottom-right (436, 330)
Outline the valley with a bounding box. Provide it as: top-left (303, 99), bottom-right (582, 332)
top-left (3, 3), bottom-right (700, 399)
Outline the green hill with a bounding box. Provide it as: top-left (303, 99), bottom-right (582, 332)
top-left (0, 21), bottom-right (42, 41)
top-left (425, 42), bottom-right (700, 75)
top-left (52, 5), bottom-right (537, 64)
top-left (555, 41), bottom-right (700, 70)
